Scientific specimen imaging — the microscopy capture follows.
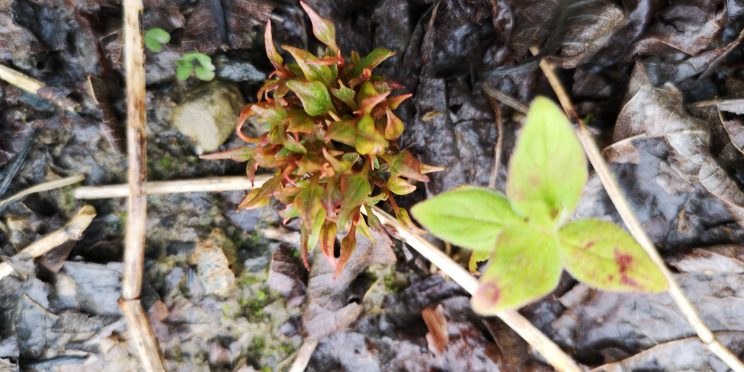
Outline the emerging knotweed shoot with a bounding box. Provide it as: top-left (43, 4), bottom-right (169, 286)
top-left (412, 97), bottom-right (667, 314)
top-left (144, 28), bottom-right (171, 53)
top-left (176, 52), bottom-right (216, 81)
top-left (203, 2), bottom-right (436, 274)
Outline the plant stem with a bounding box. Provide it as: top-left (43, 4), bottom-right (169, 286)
top-left (534, 48), bottom-right (744, 372)
top-left (74, 176), bottom-right (270, 199)
top-left (0, 174), bottom-right (85, 211)
top-left (121, 1), bottom-right (165, 371)
top-left (0, 64), bottom-right (77, 112)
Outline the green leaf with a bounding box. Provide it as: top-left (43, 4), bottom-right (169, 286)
top-left (294, 181), bottom-right (325, 248)
top-left (387, 176), bottom-right (416, 195)
top-left (472, 223), bottom-right (562, 314)
top-left (353, 48), bottom-right (395, 76)
top-left (144, 28), bottom-right (170, 53)
top-left (326, 119), bottom-right (357, 146)
top-left (195, 65), bottom-right (215, 81)
top-left (330, 81), bottom-right (358, 110)
top-left (337, 173), bottom-right (372, 229)
top-left (300, 1), bottom-right (339, 53)
top-left (282, 45), bottom-right (333, 84)
top-left (175, 62), bottom-right (193, 81)
top-left (383, 151), bottom-right (428, 182)
top-left (283, 135), bottom-right (307, 154)
top-left (506, 96), bottom-right (587, 225)
top-left (411, 187), bottom-right (522, 252)
top-left (286, 80), bottom-right (334, 117)
top-left (355, 115), bottom-right (387, 155)
top-left (557, 219), bottom-right (668, 292)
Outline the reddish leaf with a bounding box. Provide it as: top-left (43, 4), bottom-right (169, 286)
top-left (383, 151), bottom-right (429, 182)
top-left (338, 172), bottom-right (372, 229)
top-left (388, 93), bottom-right (412, 110)
top-left (319, 221), bottom-right (338, 268)
top-left (299, 1), bottom-right (340, 54)
top-left (335, 215), bottom-right (359, 276)
top-left (282, 45), bottom-right (334, 84)
top-left (238, 176), bottom-right (280, 209)
top-left (384, 107), bottom-right (404, 140)
top-left (264, 21), bottom-right (288, 76)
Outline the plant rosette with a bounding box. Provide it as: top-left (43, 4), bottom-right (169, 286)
top-left (203, 2), bottom-right (438, 275)
top-left (412, 97), bottom-right (667, 314)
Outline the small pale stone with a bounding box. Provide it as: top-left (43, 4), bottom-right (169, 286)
top-left (171, 82), bottom-right (244, 153)
top-left (190, 229), bottom-right (236, 297)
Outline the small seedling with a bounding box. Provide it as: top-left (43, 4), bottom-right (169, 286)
top-left (175, 52), bottom-right (216, 81)
top-left (203, 2), bottom-right (436, 274)
top-left (144, 28), bottom-right (171, 53)
top-left (411, 97), bottom-right (667, 314)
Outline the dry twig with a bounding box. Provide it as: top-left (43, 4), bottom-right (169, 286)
top-left (0, 174), bottom-right (85, 210)
top-left (534, 48), bottom-right (744, 372)
top-left (121, 1), bottom-right (165, 371)
top-left (0, 64), bottom-right (77, 112)
top-left (74, 176), bottom-right (269, 199)
top-left (0, 205), bottom-right (95, 280)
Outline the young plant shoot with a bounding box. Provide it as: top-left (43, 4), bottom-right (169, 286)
top-left (203, 2), bottom-right (435, 274)
top-left (411, 97), bottom-right (667, 314)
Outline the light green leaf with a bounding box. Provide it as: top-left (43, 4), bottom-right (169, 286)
top-left (557, 219), bottom-right (668, 292)
top-left (194, 65), bottom-right (215, 81)
top-left (355, 115), bottom-right (387, 155)
top-left (282, 45), bottom-right (333, 85)
top-left (411, 187), bottom-right (522, 252)
top-left (144, 28), bottom-right (170, 53)
top-left (506, 96), bottom-right (587, 225)
top-left (175, 62), bottom-right (193, 81)
top-left (471, 223), bottom-right (562, 314)
top-left (286, 80), bottom-right (334, 117)
top-left (353, 48), bottom-right (395, 76)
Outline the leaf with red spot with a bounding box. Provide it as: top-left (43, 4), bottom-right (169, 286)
top-left (299, 1), bottom-right (340, 54)
top-left (557, 219), bottom-right (667, 292)
top-left (471, 223), bottom-right (562, 314)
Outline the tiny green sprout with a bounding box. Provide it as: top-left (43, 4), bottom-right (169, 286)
top-left (175, 52), bottom-right (216, 81)
top-left (411, 97), bottom-right (668, 314)
top-left (144, 28), bottom-right (171, 53)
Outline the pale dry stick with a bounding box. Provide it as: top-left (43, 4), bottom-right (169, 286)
top-left (72, 177), bottom-right (583, 371)
top-left (483, 83), bottom-right (529, 114)
top-left (74, 175), bottom-right (270, 199)
top-left (0, 174), bottom-right (85, 210)
top-left (0, 64), bottom-right (77, 112)
top-left (369, 206), bottom-right (582, 372)
top-left (288, 338), bottom-right (319, 372)
top-left (0, 205), bottom-right (95, 280)
top-left (534, 49), bottom-right (744, 372)
top-left (120, 300), bottom-right (165, 372)
top-left (486, 97), bottom-right (505, 189)
top-left (121, 0), bottom-right (165, 371)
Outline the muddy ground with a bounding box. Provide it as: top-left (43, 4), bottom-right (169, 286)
top-left (1, 0), bottom-right (744, 371)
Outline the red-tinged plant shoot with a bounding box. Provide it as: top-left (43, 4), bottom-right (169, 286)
top-left (411, 97), bottom-right (667, 314)
top-left (202, 1), bottom-right (436, 274)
